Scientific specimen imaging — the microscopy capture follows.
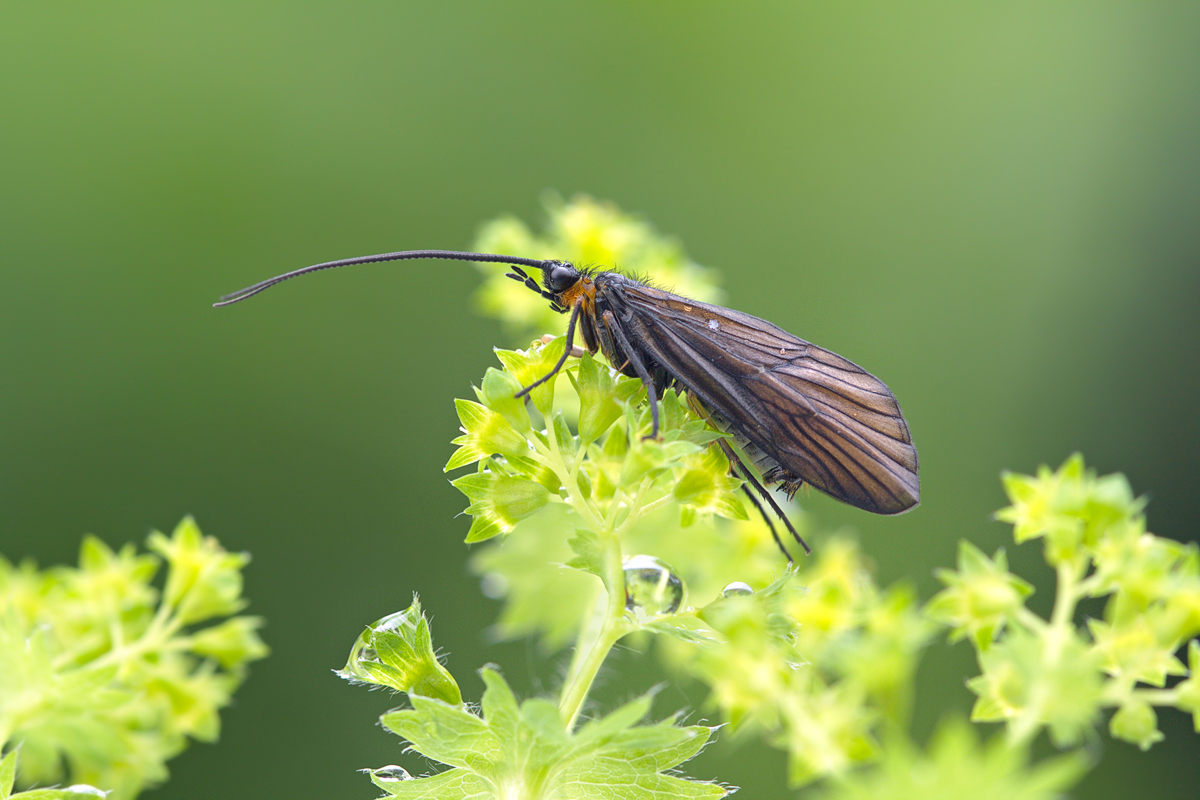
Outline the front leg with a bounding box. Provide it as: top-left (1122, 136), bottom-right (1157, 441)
top-left (515, 301), bottom-right (582, 399)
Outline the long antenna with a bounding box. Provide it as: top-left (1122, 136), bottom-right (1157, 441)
top-left (214, 249), bottom-right (555, 307)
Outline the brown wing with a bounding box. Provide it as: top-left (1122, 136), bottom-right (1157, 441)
top-left (606, 280), bottom-right (919, 514)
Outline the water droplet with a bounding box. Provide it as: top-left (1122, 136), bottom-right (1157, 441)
top-left (373, 765), bottom-right (413, 782)
top-left (623, 555), bottom-right (684, 616)
top-left (348, 607), bottom-right (421, 673)
top-left (341, 630), bottom-right (380, 681)
top-left (370, 608), bottom-right (420, 635)
top-left (64, 787), bottom-right (108, 797)
top-left (721, 581), bottom-right (754, 597)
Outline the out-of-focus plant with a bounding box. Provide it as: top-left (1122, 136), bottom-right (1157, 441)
top-left (927, 454), bottom-right (1200, 750)
top-left (0, 518), bottom-right (267, 800)
top-left (334, 198), bottom-right (1197, 798)
top-left (471, 192), bottom-right (724, 339)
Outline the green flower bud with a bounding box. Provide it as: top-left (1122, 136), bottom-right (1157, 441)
top-left (189, 616), bottom-right (269, 669)
top-left (967, 629), bottom-right (1103, 747)
top-left (927, 542), bottom-right (1032, 651)
top-left (148, 517), bottom-right (250, 625)
top-left (478, 367), bottom-right (531, 432)
top-left (494, 339), bottom-right (565, 417)
top-left (338, 597), bottom-right (462, 705)
top-left (1109, 700), bottom-right (1164, 750)
top-left (445, 399), bottom-right (530, 471)
top-left (571, 353), bottom-right (623, 445)
top-left (673, 447), bottom-right (748, 522)
top-left (452, 472), bottom-right (551, 542)
top-left (617, 436), bottom-right (700, 489)
top-left (1176, 641), bottom-right (1200, 731)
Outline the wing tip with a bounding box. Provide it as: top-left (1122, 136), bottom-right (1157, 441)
top-left (873, 478), bottom-right (920, 515)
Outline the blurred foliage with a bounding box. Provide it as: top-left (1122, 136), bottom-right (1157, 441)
top-left (930, 455), bottom-right (1200, 750)
top-left (472, 193), bottom-right (724, 340)
top-left (0, 519), bottom-right (266, 800)
top-left (810, 719), bottom-right (1090, 800)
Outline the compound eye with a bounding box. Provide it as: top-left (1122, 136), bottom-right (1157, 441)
top-left (546, 263), bottom-right (579, 293)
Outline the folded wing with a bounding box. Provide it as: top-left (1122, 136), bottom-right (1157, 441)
top-left (611, 283), bottom-right (920, 514)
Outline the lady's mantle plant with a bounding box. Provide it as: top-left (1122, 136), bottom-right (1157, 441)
top-left (0, 518), bottom-right (267, 800)
top-left (928, 455), bottom-right (1200, 750)
top-left (337, 197), bottom-right (1199, 800)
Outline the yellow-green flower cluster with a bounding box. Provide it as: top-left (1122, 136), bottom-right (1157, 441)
top-left (0, 518), bottom-right (267, 800)
top-left (928, 455), bottom-right (1200, 750)
top-left (446, 343), bottom-right (742, 548)
top-left (676, 539), bottom-right (931, 785)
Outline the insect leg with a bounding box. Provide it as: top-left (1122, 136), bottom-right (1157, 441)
top-left (600, 310), bottom-right (660, 439)
top-left (514, 301), bottom-right (581, 399)
top-left (730, 462), bottom-right (791, 561)
top-left (716, 437), bottom-right (811, 555)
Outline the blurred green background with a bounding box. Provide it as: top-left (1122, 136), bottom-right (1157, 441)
top-left (2, 2), bottom-right (1197, 798)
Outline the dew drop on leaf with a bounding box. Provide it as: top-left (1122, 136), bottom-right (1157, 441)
top-left (370, 608), bottom-right (420, 635)
top-left (721, 581), bottom-right (754, 597)
top-left (342, 631), bottom-right (381, 680)
top-left (623, 554), bottom-right (685, 615)
top-left (373, 765), bottom-right (413, 782)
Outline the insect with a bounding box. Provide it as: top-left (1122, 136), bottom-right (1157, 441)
top-left (216, 249), bottom-right (919, 558)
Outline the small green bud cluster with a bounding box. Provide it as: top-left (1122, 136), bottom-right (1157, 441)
top-left (446, 343), bottom-right (742, 547)
top-left (0, 518), bottom-right (267, 800)
top-left (674, 539), bottom-right (932, 785)
top-left (927, 455), bottom-right (1200, 750)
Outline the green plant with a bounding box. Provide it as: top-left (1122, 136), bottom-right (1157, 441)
top-left (336, 197), bottom-right (1198, 799)
top-left (0, 518), bottom-right (267, 800)
top-left (928, 455), bottom-right (1200, 750)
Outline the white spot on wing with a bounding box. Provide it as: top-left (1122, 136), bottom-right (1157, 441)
top-left (707, 319), bottom-right (719, 330)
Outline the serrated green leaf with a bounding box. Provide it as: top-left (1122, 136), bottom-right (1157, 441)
top-left (565, 528), bottom-right (607, 579)
top-left (479, 667), bottom-right (520, 742)
top-left (383, 699), bottom-right (501, 771)
top-left (373, 669), bottom-right (728, 799)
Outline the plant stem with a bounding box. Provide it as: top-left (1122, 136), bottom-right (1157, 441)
top-left (559, 530), bottom-right (628, 730)
top-left (1010, 560), bottom-right (1084, 747)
